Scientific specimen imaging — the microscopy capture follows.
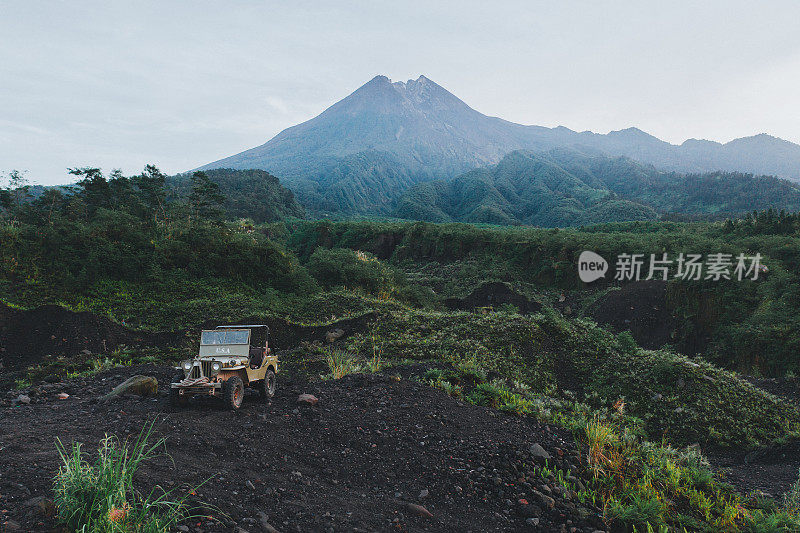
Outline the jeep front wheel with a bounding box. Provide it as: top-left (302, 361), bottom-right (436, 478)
top-left (259, 370), bottom-right (276, 400)
top-left (222, 376), bottom-right (245, 410)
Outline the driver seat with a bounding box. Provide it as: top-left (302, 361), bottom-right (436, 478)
top-left (249, 347), bottom-right (265, 369)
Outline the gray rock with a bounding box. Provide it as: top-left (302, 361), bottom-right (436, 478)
top-left (3, 520), bottom-right (22, 531)
top-left (404, 502), bottom-right (433, 518)
top-left (532, 490), bottom-right (555, 509)
top-left (16, 394), bottom-right (31, 404)
top-left (102, 375), bottom-right (158, 400)
top-left (297, 393), bottom-right (318, 406)
top-left (529, 443), bottom-right (551, 460)
top-left (258, 511), bottom-right (280, 533)
top-left (325, 328), bottom-right (345, 343)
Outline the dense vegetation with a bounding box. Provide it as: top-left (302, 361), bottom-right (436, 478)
top-left (282, 215), bottom-right (800, 376)
top-left (286, 150), bottom-right (433, 215)
top-left (4, 168), bottom-right (800, 531)
top-left (0, 166), bottom-right (315, 294)
top-left (6, 165), bottom-right (800, 377)
top-left (54, 422), bottom-right (197, 531)
top-left (396, 148), bottom-right (800, 226)
top-left (169, 168), bottom-right (304, 223)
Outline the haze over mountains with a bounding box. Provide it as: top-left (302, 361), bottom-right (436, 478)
top-left (198, 75), bottom-right (800, 218)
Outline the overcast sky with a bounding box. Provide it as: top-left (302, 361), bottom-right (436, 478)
top-left (3, 1), bottom-right (800, 185)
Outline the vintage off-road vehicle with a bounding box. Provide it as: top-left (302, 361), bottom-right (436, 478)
top-left (170, 325), bottom-right (277, 410)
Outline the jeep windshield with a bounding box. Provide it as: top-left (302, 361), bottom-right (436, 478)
top-left (200, 330), bottom-right (250, 345)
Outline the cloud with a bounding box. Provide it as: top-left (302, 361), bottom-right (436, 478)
top-left (2, 1), bottom-right (800, 184)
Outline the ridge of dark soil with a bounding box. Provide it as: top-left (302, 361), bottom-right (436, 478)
top-left (706, 376), bottom-right (800, 498)
top-left (0, 364), bottom-right (605, 533)
top-left (0, 302), bottom-right (378, 373)
top-left (444, 282), bottom-right (542, 314)
top-left (583, 281), bottom-right (676, 350)
top-left (706, 439), bottom-right (800, 499)
top-left (0, 303), bottom-right (181, 371)
top-left (200, 312), bottom-right (379, 351)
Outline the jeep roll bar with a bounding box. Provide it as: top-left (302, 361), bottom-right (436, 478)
top-left (216, 325), bottom-right (269, 331)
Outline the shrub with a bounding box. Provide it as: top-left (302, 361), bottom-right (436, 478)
top-left (784, 467), bottom-right (800, 514)
top-left (497, 303), bottom-right (520, 315)
top-left (53, 421), bottom-right (201, 532)
top-left (584, 415), bottom-right (622, 478)
top-left (466, 381), bottom-right (504, 408)
top-left (307, 248), bottom-right (401, 294)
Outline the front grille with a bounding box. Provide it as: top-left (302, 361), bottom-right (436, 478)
top-left (202, 361), bottom-right (214, 377)
top-left (190, 365), bottom-right (201, 379)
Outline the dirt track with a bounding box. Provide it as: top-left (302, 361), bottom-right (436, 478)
top-left (0, 364), bottom-right (605, 533)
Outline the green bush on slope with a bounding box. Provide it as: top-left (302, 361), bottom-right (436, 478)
top-left (342, 309), bottom-right (800, 446)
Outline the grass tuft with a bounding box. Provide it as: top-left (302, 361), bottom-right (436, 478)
top-left (324, 350), bottom-right (361, 379)
top-left (53, 420), bottom-right (205, 532)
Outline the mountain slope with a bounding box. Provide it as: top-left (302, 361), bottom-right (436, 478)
top-left (395, 149), bottom-right (800, 227)
top-left (201, 75), bottom-right (537, 177)
top-left (197, 75), bottom-right (800, 215)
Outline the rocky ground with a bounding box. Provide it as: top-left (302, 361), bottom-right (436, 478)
top-left (0, 364), bottom-right (607, 533)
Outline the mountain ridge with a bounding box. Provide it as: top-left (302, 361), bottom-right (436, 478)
top-left (395, 148), bottom-right (800, 227)
top-left (197, 75), bottom-right (800, 215)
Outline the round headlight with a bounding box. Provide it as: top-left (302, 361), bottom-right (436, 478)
top-left (182, 361), bottom-right (192, 370)
top-left (212, 362), bottom-right (221, 371)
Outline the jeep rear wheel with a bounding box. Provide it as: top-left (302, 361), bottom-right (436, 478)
top-left (222, 376), bottom-right (244, 410)
top-left (259, 370), bottom-right (276, 400)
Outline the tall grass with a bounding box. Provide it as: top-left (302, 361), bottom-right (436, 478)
top-left (585, 415), bottom-right (622, 479)
top-left (325, 350), bottom-right (361, 379)
top-left (53, 420), bottom-right (204, 532)
top-left (323, 346), bottom-right (385, 379)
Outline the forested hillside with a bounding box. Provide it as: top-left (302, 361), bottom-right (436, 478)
top-left (284, 215), bottom-right (800, 376)
top-left (169, 168), bottom-right (304, 223)
top-left (0, 166), bottom-right (313, 291)
top-left (395, 149), bottom-right (800, 226)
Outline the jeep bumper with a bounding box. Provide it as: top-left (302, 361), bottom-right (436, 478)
top-left (170, 381), bottom-right (222, 396)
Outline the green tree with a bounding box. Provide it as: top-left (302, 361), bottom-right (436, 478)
top-left (69, 168), bottom-right (111, 216)
top-left (132, 165), bottom-right (168, 225)
top-left (1, 170), bottom-right (31, 219)
top-left (188, 171), bottom-right (225, 222)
